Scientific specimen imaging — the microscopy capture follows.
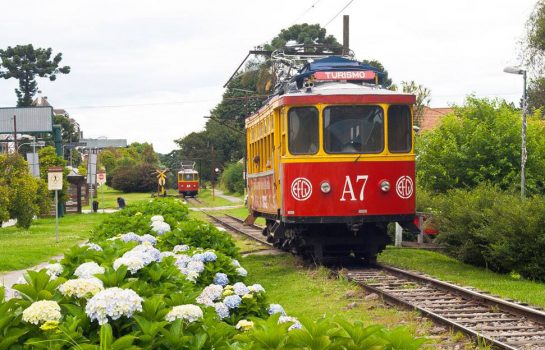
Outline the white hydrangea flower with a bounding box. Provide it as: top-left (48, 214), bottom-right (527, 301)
top-left (119, 232), bottom-right (142, 243)
top-left (165, 304), bottom-right (203, 323)
top-left (113, 256), bottom-right (145, 274)
top-left (173, 244), bottom-right (190, 253)
top-left (84, 243), bottom-right (103, 251)
top-left (231, 259), bottom-right (241, 268)
top-left (248, 284), bottom-right (265, 293)
top-left (184, 269), bottom-right (199, 282)
top-left (58, 278), bottom-right (104, 299)
top-left (233, 282), bottom-right (250, 296)
top-left (187, 261), bottom-right (204, 273)
top-left (151, 221), bottom-right (171, 235)
top-left (160, 251), bottom-right (176, 260)
top-left (279, 316), bottom-right (302, 331)
top-left (74, 262), bottom-right (105, 279)
top-left (45, 263), bottom-right (63, 278)
top-left (150, 215), bottom-right (164, 222)
top-left (123, 242), bottom-right (161, 265)
top-left (196, 284), bottom-right (224, 306)
top-left (140, 234), bottom-right (157, 245)
top-left (268, 304), bottom-right (286, 316)
top-left (215, 226), bottom-right (226, 232)
top-left (85, 287), bottom-right (143, 325)
top-left (236, 267), bottom-right (248, 277)
top-left (22, 300), bottom-right (62, 325)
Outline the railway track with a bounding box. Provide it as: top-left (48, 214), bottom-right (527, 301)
top-left (205, 214), bottom-right (545, 349)
top-left (184, 197), bottom-right (202, 206)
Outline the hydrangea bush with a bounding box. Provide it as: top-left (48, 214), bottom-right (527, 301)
top-left (0, 198), bottom-right (425, 349)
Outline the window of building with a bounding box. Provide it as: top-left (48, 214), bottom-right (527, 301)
top-left (388, 105), bottom-right (412, 153)
top-left (288, 107), bottom-right (319, 155)
top-left (323, 105), bottom-right (384, 153)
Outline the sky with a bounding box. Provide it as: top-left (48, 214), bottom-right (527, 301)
top-left (0, 0), bottom-right (538, 153)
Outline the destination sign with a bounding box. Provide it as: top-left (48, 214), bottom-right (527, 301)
top-left (313, 71), bottom-right (376, 81)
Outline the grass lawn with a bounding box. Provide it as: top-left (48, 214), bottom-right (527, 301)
top-left (83, 186), bottom-right (159, 210)
top-left (379, 247), bottom-right (545, 309)
top-left (0, 214), bottom-right (104, 272)
top-left (240, 253), bottom-right (467, 346)
top-left (195, 189), bottom-right (235, 207)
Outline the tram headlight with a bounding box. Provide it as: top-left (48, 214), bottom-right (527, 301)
top-left (320, 181), bottom-right (331, 194)
top-left (380, 180), bottom-right (390, 192)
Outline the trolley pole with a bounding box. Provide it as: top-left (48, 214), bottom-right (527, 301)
top-left (343, 15), bottom-right (350, 55)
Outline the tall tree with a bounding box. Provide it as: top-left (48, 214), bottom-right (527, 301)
top-left (401, 80), bottom-right (431, 126)
top-left (0, 44), bottom-right (70, 106)
top-left (523, 1), bottom-right (545, 112)
top-left (265, 23), bottom-right (341, 52)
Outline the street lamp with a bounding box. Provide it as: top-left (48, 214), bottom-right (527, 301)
top-left (503, 65), bottom-right (528, 197)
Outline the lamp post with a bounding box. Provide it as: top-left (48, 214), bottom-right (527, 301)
top-left (503, 66), bottom-right (528, 197)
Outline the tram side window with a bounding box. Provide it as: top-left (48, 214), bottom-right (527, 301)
top-left (288, 107), bottom-right (319, 155)
top-left (388, 105), bottom-right (412, 153)
top-left (324, 106), bottom-right (384, 154)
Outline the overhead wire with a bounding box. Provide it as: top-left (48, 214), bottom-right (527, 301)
top-left (324, 0), bottom-right (356, 27)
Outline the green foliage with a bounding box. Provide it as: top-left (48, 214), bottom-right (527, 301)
top-left (266, 23), bottom-right (341, 51)
top-left (222, 162), bottom-right (245, 194)
top-left (111, 163), bottom-right (157, 193)
top-left (158, 219), bottom-right (240, 258)
top-left (400, 81), bottom-right (431, 126)
top-left (417, 97), bottom-right (545, 194)
top-left (0, 44), bottom-right (70, 106)
top-left (431, 184), bottom-right (545, 280)
top-left (1, 198), bottom-right (426, 349)
top-left (0, 153), bottom-right (50, 228)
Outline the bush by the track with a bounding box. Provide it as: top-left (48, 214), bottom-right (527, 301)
top-left (430, 185), bottom-right (545, 281)
top-left (0, 198), bottom-right (426, 349)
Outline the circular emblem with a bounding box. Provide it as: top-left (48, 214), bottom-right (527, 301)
top-left (291, 177), bottom-right (312, 201)
top-left (396, 176), bottom-right (414, 199)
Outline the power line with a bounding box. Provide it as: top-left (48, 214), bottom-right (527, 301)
top-left (291, 0), bottom-right (322, 25)
top-left (324, 0), bottom-right (356, 27)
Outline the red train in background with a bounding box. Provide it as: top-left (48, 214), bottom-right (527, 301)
top-left (178, 161), bottom-right (199, 197)
top-left (245, 51), bottom-right (417, 263)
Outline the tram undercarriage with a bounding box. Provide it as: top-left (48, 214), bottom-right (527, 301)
top-left (262, 220), bottom-right (390, 264)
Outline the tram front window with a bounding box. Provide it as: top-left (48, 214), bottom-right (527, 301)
top-left (324, 105), bottom-right (384, 153)
top-left (184, 174), bottom-right (193, 181)
top-left (288, 107), bottom-right (319, 155)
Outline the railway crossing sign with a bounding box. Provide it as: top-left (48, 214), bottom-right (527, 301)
top-left (155, 169), bottom-right (169, 196)
top-left (96, 171), bottom-right (107, 186)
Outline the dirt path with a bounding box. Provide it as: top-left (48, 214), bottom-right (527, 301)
top-left (214, 190), bottom-right (243, 204)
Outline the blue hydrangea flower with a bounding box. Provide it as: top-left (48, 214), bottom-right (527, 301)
top-left (213, 273), bottom-right (229, 286)
top-left (191, 253), bottom-right (205, 262)
top-left (85, 243), bottom-right (103, 251)
top-left (202, 251), bottom-right (217, 262)
top-left (233, 282), bottom-right (250, 296)
top-left (173, 245), bottom-right (190, 253)
top-left (231, 259), bottom-right (241, 268)
top-left (268, 304), bottom-right (286, 316)
top-left (223, 295), bottom-right (242, 309)
top-left (140, 234), bottom-right (157, 245)
top-left (214, 302), bottom-right (230, 319)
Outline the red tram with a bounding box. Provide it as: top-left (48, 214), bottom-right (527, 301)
top-left (178, 161), bottom-right (199, 197)
top-left (245, 55), bottom-right (417, 262)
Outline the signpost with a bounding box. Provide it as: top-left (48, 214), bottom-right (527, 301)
top-left (48, 167), bottom-right (63, 242)
top-left (97, 171), bottom-right (107, 213)
top-left (155, 169), bottom-right (169, 197)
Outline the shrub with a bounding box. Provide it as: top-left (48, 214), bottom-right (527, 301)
top-left (1, 198), bottom-right (425, 349)
top-left (221, 162), bottom-right (245, 194)
top-left (433, 184), bottom-right (545, 280)
top-left (0, 153), bottom-right (51, 228)
top-left (111, 163), bottom-right (157, 193)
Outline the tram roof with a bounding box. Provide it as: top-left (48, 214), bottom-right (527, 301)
top-left (246, 82), bottom-right (416, 125)
top-left (178, 169), bottom-right (198, 174)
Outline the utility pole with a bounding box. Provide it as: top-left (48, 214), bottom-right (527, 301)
top-left (343, 15), bottom-right (350, 55)
top-left (211, 144), bottom-right (215, 201)
top-left (12, 115), bottom-right (17, 152)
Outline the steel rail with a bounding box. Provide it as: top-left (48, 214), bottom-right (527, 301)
top-left (204, 214), bottom-right (545, 349)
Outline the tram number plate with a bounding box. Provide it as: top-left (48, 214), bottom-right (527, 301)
top-left (340, 175), bottom-right (368, 201)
